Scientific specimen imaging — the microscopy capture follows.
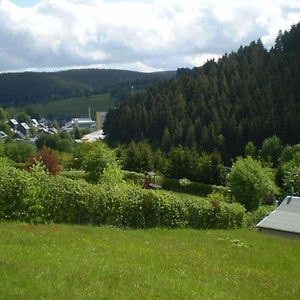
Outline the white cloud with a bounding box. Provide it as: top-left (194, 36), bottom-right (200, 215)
top-left (0, 0), bottom-right (299, 72)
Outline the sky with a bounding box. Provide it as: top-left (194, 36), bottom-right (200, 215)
top-left (0, 0), bottom-right (300, 73)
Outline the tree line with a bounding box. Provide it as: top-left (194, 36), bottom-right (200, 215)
top-left (104, 23), bottom-right (300, 163)
top-left (0, 69), bottom-right (175, 107)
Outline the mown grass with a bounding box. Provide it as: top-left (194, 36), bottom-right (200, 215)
top-left (0, 223), bottom-right (299, 299)
top-left (14, 93), bottom-right (116, 118)
top-left (166, 190), bottom-right (207, 201)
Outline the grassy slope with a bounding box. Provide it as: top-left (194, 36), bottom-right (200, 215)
top-left (14, 93), bottom-right (116, 118)
top-left (0, 223), bottom-right (299, 299)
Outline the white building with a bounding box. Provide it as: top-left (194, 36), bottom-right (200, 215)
top-left (62, 118), bottom-right (96, 132)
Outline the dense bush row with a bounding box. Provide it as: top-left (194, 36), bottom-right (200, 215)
top-left (162, 178), bottom-right (229, 197)
top-left (0, 159), bottom-right (245, 228)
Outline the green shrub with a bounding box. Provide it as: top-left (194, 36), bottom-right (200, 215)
top-left (60, 169), bottom-right (86, 180)
top-left (185, 198), bottom-right (245, 229)
top-left (123, 170), bottom-right (145, 184)
top-left (207, 191), bottom-right (231, 203)
top-left (142, 190), bottom-right (188, 228)
top-left (0, 158), bottom-right (42, 223)
top-left (211, 185), bottom-right (230, 196)
top-left (0, 160), bottom-right (245, 229)
top-left (96, 182), bottom-right (145, 228)
top-left (162, 178), bottom-right (213, 196)
top-left (185, 199), bottom-right (214, 228)
top-left (82, 141), bottom-right (119, 183)
top-left (227, 156), bottom-right (279, 211)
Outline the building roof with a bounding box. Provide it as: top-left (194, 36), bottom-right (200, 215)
top-left (13, 131), bottom-right (25, 140)
top-left (81, 130), bottom-right (105, 142)
top-left (257, 196), bottom-right (300, 234)
top-left (32, 119), bottom-right (39, 126)
top-left (71, 118), bottom-right (96, 125)
top-left (0, 131), bottom-right (8, 139)
top-left (20, 122), bottom-right (30, 130)
top-left (9, 119), bottom-right (18, 125)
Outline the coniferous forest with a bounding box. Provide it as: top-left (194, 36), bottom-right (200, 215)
top-left (104, 23), bottom-right (300, 162)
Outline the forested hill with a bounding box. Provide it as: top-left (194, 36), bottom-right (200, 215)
top-left (104, 23), bottom-right (300, 161)
top-left (0, 69), bottom-right (175, 106)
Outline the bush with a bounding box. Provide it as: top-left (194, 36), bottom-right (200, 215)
top-left (123, 170), bottom-right (145, 184)
top-left (162, 178), bottom-right (213, 196)
top-left (185, 198), bottom-right (245, 229)
top-left (60, 169), bottom-right (86, 180)
top-left (207, 191), bottom-right (231, 203)
top-left (97, 182), bottom-right (145, 228)
top-left (31, 167), bottom-right (100, 224)
top-left (0, 160), bottom-right (246, 229)
top-left (283, 166), bottom-right (300, 196)
top-left (227, 157), bottom-right (279, 211)
top-left (142, 190), bottom-right (188, 228)
top-left (0, 158), bottom-right (43, 223)
top-left (82, 141), bottom-right (119, 183)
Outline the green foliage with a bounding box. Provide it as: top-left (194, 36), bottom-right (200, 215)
top-left (207, 191), bottom-right (231, 203)
top-left (186, 199), bottom-right (245, 229)
top-left (0, 158), bottom-right (42, 223)
top-left (0, 122), bottom-right (12, 136)
top-left (121, 141), bottom-right (154, 173)
top-left (142, 190), bottom-right (188, 228)
top-left (260, 135), bottom-right (283, 166)
top-left (100, 164), bottom-right (124, 185)
top-left (179, 178), bottom-right (191, 187)
top-left (244, 141), bottom-right (256, 158)
top-left (16, 112), bottom-right (32, 125)
top-left (60, 169), bottom-right (86, 180)
top-left (36, 133), bottom-right (73, 153)
top-left (283, 166), bottom-right (300, 196)
top-left (166, 146), bottom-right (225, 184)
top-left (0, 140), bottom-right (5, 157)
top-left (82, 141), bottom-right (119, 183)
top-left (123, 170), bottom-right (146, 184)
top-left (17, 93), bottom-right (116, 119)
top-left (5, 140), bottom-right (36, 163)
top-left (0, 107), bottom-right (9, 121)
top-left (105, 24), bottom-right (300, 162)
top-left (227, 157), bottom-right (279, 211)
top-left (0, 160), bottom-right (245, 229)
top-left (162, 178), bottom-right (213, 196)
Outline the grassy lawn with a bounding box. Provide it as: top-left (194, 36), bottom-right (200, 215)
top-left (14, 93), bottom-right (116, 118)
top-left (0, 223), bottom-right (299, 299)
top-left (166, 190), bottom-right (207, 201)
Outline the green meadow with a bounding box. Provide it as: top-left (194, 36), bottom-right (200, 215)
top-left (0, 223), bottom-right (299, 299)
top-left (13, 93), bottom-right (116, 118)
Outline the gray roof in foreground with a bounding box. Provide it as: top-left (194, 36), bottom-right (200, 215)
top-left (257, 196), bottom-right (300, 234)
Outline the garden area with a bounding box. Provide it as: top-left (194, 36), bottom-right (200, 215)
top-left (0, 135), bottom-right (300, 299)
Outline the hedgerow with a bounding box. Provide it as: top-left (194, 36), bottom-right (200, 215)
top-left (0, 160), bottom-right (245, 228)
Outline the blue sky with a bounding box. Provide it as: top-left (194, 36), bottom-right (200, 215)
top-left (1, 0), bottom-right (300, 72)
top-left (10, 0), bottom-right (39, 7)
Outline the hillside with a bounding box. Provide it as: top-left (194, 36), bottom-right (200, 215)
top-left (13, 93), bottom-right (116, 119)
top-left (0, 69), bottom-right (175, 107)
top-left (104, 23), bottom-right (300, 161)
